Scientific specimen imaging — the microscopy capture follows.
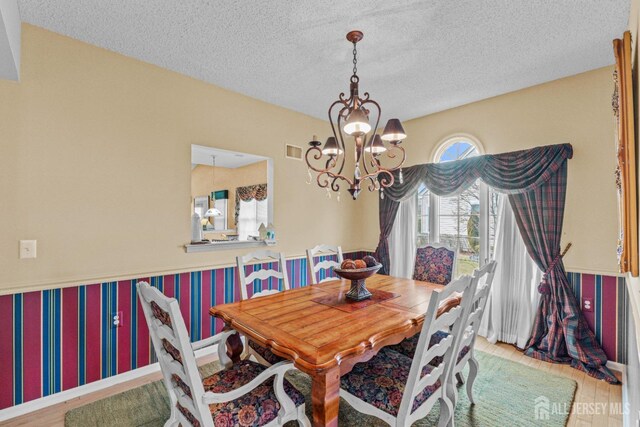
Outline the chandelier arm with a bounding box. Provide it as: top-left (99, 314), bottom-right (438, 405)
top-left (376, 169), bottom-right (395, 189)
top-left (329, 100), bottom-right (349, 176)
top-left (335, 111), bottom-right (350, 175)
top-left (359, 98), bottom-right (382, 176)
top-left (383, 145), bottom-right (407, 168)
top-left (359, 163), bottom-right (397, 188)
top-left (318, 170), bottom-right (354, 188)
top-left (305, 147), bottom-right (337, 174)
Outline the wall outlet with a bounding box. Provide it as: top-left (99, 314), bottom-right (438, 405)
top-left (112, 311), bottom-right (123, 328)
top-left (582, 297), bottom-right (593, 313)
top-left (19, 240), bottom-right (37, 259)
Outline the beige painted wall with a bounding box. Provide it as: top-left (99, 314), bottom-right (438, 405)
top-left (0, 25), bottom-right (365, 294)
top-left (356, 66), bottom-right (619, 275)
top-left (191, 161), bottom-right (268, 231)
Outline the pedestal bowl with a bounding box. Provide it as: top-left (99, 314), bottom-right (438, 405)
top-left (333, 264), bottom-right (382, 301)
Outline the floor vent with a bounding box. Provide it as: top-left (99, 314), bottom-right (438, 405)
top-left (285, 144), bottom-right (303, 160)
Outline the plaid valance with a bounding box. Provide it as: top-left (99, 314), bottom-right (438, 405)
top-left (235, 183), bottom-right (267, 223)
top-left (384, 143), bottom-right (573, 201)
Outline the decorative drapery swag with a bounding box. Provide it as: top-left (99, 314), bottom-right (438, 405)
top-left (375, 143), bottom-right (618, 383)
top-left (235, 183), bottom-right (267, 223)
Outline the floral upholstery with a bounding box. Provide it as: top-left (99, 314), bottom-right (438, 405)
top-left (162, 338), bottom-right (183, 365)
top-left (412, 246), bottom-right (455, 286)
top-left (387, 331), bottom-right (470, 366)
top-left (340, 347), bottom-right (441, 416)
top-left (178, 401), bottom-right (201, 427)
top-left (151, 301), bottom-right (172, 329)
top-left (203, 359), bottom-right (305, 427)
top-left (248, 339), bottom-right (285, 365)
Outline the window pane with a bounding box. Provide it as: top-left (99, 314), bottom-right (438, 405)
top-left (238, 199), bottom-right (257, 241)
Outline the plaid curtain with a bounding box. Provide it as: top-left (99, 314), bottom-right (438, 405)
top-left (373, 196), bottom-right (400, 275)
top-left (375, 143), bottom-right (618, 383)
top-left (509, 164), bottom-right (618, 383)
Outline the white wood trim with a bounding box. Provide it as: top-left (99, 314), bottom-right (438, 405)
top-left (185, 240), bottom-right (270, 253)
top-left (626, 275), bottom-right (640, 365)
top-left (0, 340), bottom-right (220, 422)
top-left (0, 249), bottom-right (372, 296)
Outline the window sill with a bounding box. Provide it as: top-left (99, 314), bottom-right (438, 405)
top-left (184, 239), bottom-right (276, 253)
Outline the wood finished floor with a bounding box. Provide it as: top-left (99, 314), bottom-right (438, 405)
top-left (2, 338), bottom-right (623, 427)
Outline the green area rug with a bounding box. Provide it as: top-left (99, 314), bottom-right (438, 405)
top-left (65, 351), bottom-right (576, 426)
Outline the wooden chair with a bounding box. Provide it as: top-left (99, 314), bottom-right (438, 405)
top-left (388, 261), bottom-right (497, 408)
top-left (236, 250), bottom-right (289, 365)
top-left (440, 260), bottom-right (497, 406)
top-left (412, 243), bottom-right (457, 286)
top-left (136, 282), bottom-right (310, 427)
top-left (306, 244), bottom-right (344, 284)
top-left (339, 274), bottom-right (479, 426)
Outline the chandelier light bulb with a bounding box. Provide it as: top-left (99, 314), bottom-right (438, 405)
top-left (321, 137), bottom-right (342, 156)
top-left (381, 118), bottom-right (407, 142)
top-left (364, 134), bottom-right (387, 155)
top-left (343, 108), bottom-right (371, 136)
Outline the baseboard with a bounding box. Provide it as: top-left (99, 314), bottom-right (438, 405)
top-left (605, 361), bottom-right (630, 427)
top-left (607, 360), bottom-right (626, 374)
top-left (0, 343), bottom-right (220, 422)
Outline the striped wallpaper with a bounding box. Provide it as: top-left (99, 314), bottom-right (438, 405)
top-left (0, 255), bottom-right (627, 410)
top-left (566, 272), bottom-right (629, 364)
top-left (0, 251), bottom-right (367, 410)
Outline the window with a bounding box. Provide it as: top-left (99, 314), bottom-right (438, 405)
top-left (237, 198), bottom-right (268, 241)
top-left (418, 136), bottom-right (499, 277)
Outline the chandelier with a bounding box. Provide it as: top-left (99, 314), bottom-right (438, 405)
top-left (305, 30), bottom-right (407, 200)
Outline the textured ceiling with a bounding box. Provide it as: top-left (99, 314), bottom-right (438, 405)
top-left (18, 0), bottom-right (629, 121)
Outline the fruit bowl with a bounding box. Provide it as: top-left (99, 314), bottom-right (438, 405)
top-left (333, 263), bottom-right (382, 301)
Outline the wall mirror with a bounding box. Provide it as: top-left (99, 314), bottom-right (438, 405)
top-left (188, 144), bottom-right (274, 252)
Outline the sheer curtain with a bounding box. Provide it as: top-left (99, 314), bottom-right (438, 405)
top-left (389, 196), bottom-right (417, 278)
top-left (480, 196), bottom-right (542, 348)
top-left (237, 199), bottom-right (268, 240)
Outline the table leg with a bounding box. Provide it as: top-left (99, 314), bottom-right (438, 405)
top-left (311, 366), bottom-right (340, 427)
top-left (223, 327), bottom-right (244, 363)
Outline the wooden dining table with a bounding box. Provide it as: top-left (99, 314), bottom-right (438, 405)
top-left (209, 274), bottom-right (448, 427)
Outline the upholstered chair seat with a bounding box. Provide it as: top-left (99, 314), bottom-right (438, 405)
top-left (340, 348), bottom-right (441, 417)
top-left (201, 359), bottom-right (305, 427)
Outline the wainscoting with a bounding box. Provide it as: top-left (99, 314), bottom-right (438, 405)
top-left (0, 256), bottom-right (626, 411)
top-left (0, 251), bottom-right (367, 409)
top-left (566, 272), bottom-right (629, 364)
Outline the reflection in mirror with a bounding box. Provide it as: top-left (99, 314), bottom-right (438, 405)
top-left (191, 145), bottom-right (272, 244)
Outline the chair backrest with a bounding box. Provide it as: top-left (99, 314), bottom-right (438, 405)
top-left (412, 244), bottom-right (457, 285)
top-left (236, 250), bottom-right (290, 300)
top-left (306, 244), bottom-right (344, 284)
top-left (397, 274), bottom-right (479, 423)
top-left (459, 261), bottom-right (498, 354)
top-left (137, 281), bottom-right (212, 427)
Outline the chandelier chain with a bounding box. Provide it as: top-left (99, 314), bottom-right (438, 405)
top-left (352, 43), bottom-right (358, 76)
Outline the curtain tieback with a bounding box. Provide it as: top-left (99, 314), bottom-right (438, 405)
top-left (538, 243), bottom-right (572, 294)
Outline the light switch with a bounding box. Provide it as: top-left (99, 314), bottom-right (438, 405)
top-left (19, 240), bottom-right (37, 259)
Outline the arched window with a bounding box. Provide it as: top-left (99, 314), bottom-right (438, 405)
top-left (417, 135), bottom-right (498, 276)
